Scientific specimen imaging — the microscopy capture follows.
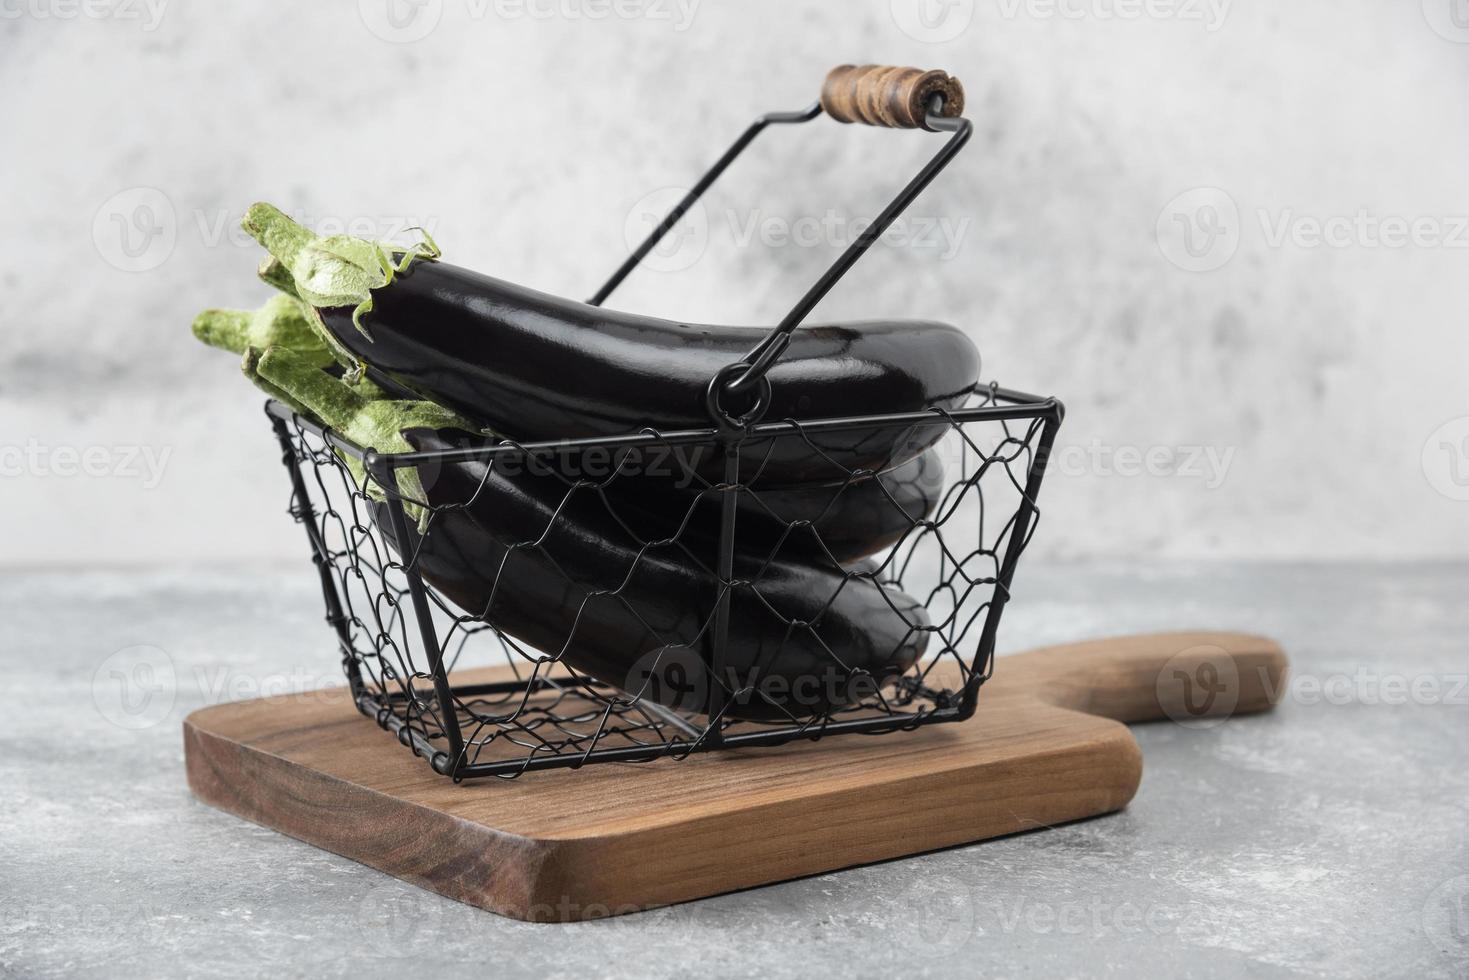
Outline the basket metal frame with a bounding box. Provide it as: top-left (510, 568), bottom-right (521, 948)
top-left (269, 387), bottom-right (1061, 781)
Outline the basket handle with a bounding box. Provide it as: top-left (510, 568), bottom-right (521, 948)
top-left (820, 65), bottom-right (965, 130)
top-left (588, 68), bottom-right (972, 426)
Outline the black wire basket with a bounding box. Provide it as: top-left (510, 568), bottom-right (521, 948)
top-left (263, 64), bottom-right (1063, 781)
top-left (268, 382), bottom-right (1060, 781)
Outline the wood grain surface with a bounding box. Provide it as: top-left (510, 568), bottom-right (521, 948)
top-left (184, 631), bottom-right (1286, 921)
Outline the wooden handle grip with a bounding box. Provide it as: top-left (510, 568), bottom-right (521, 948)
top-left (997, 631), bottom-right (1289, 724)
top-left (820, 65), bottom-right (965, 129)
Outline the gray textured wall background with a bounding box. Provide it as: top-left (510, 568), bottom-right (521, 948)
top-left (2, 0), bottom-right (1466, 566)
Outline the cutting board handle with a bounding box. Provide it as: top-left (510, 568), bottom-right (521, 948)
top-left (1000, 631), bottom-right (1288, 724)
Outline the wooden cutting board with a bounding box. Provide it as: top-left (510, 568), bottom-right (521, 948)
top-left (184, 631), bottom-right (1286, 921)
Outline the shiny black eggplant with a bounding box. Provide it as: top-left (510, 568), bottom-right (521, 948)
top-left (312, 259), bottom-right (979, 484)
top-left (377, 427), bottom-right (931, 721)
top-left (607, 447), bottom-right (946, 564)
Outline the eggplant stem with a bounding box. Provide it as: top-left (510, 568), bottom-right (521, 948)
top-left (257, 257), bottom-right (299, 298)
top-left (240, 202), bottom-right (440, 379)
top-left (193, 294), bottom-right (327, 356)
top-left (191, 309), bottom-right (253, 353)
top-left (239, 361), bottom-right (314, 420)
top-left (242, 203), bottom-right (315, 271)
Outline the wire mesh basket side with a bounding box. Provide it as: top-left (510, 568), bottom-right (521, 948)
top-left (268, 385), bottom-right (1061, 780)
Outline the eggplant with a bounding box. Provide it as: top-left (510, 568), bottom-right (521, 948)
top-left (242, 203), bottom-right (981, 485)
top-left (609, 448), bottom-right (946, 564)
top-left (253, 347), bottom-right (930, 721)
top-left (385, 430), bottom-right (930, 720)
top-left (722, 449), bottom-right (945, 562)
top-left (193, 295), bottom-right (941, 563)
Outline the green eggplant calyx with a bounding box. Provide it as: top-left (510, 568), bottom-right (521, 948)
top-left (252, 345), bottom-right (471, 528)
top-left (239, 202), bottom-right (442, 381)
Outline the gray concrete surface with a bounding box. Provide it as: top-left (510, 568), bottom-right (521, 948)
top-left (2, 561), bottom-right (1466, 979)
